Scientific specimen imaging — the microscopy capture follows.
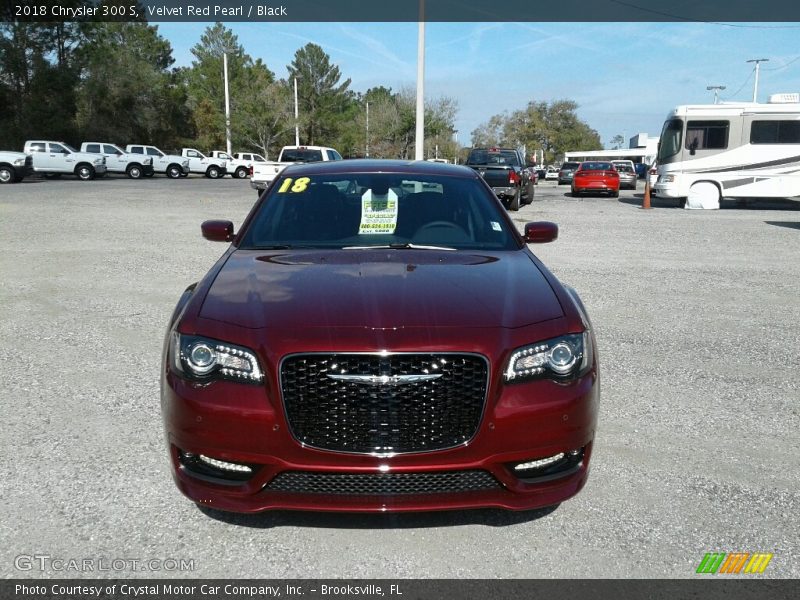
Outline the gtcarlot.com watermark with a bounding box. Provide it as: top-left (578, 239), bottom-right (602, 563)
top-left (14, 554), bottom-right (195, 573)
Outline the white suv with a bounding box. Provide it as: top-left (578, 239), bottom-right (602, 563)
top-left (24, 141), bottom-right (107, 180)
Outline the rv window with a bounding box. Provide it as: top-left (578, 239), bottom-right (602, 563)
top-left (685, 120), bottom-right (728, 151)
top-left (750, 120), bottom-right (800, 144)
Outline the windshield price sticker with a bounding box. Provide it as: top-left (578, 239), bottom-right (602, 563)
top-left (359, 189), bottom-right (399, 235)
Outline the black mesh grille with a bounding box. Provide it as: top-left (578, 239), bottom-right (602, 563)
top-left (266, 470), bottom-right (501, 495)
top-left (280, 353), bottom-right (488, 454)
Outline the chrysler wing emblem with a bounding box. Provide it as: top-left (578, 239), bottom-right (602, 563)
top-left (326, 373), bottom-right (442, 386)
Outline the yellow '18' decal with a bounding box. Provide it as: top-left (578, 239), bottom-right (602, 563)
top-left (278, 177), bottom-right (311, 193)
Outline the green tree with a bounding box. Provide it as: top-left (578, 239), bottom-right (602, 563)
top-left (75, 21), bottom-right (190, 147)
top-left (610, 134), bottom-right (625, 149)
top-left (287, 43), bottom-right (353, 146)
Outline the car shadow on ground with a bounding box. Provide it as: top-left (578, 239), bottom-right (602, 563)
top-left (617, 195), bottom-right (681, 209)
top-left (765, 221), bottom-right (800, 230)
top-left (197, 504), bottom-right (560, 529)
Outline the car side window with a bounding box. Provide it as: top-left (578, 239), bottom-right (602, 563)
top-left (50, 143), bottom-right (68, 153)
top-left (146, 148), bottom-right (162, 157)
top-left (86, 144), bottom-right (101, 153)
top-left (29, 143), bottom-right (46, 153)
top-left (130, 147), bottom-right (143, 154)
top-left (103, 145), bottom-right (120, 155)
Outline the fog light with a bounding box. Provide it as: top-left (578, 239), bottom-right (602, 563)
top-left (514, 453), bottom-right (565, 472)
top-left (198, 454), bottom-right (253, 474)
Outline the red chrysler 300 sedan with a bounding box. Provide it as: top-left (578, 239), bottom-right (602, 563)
top-left (161, 160), bottom-right (599, 513)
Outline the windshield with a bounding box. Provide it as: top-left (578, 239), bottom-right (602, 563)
top-left (580, 162), bottom-right (613, 171)
top-left (240, 173), bottom-right (517, 251)
top-left (561, 162), bottom-right (580, 170)
top-left (658, 118), bottom-right (683, 162)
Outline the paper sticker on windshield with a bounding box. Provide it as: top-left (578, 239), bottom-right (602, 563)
top-left (359, 188), bottom-right (399, 234)
top-left (491, 221), bottom-right (502, 231)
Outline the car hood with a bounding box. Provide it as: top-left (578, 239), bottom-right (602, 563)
top-left (198, 249), bottom-right (564, 330)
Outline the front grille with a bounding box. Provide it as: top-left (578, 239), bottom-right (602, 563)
top-left (266, 470), bottom-right (501, 495)
top-left (25, 155), bottom-right (33, 167)
top-left (280, 353), bottom-right (488, 454)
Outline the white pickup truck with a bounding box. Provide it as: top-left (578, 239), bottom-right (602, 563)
top-left (210, 151), bottom-right (266, 179)
top-left (250, 145), bottom-right (342, 196)
top-left (0, 151), bottom-right (33, 184)
top-left (24, 140), bottom-right (107, 180)
top-left (180, 148), bottom-right (227, 178)
top-left (80, 142), bottom-right (154, 179)
top-left (126, 144), bottom-right (189, 178)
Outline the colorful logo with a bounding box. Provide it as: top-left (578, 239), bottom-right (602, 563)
top-left (696, 552), bottom-right (773, 574)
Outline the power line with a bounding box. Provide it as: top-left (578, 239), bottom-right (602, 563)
top-left (719, 68), bottom-right (754, 102)
top-left (607, 0), bottom-right (800, 28)
top-left (762, 56), bottom-right (800, 71)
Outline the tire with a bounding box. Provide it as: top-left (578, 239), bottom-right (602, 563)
top-left (235, 167), bottom-right (248, 179)
top-left (525, 182), bottom-right (535, 204)
top-left (167, 164), bottom-right (182, 179)
top-left (126, 164), bottom-right (143, 179)
top-left (611, 191), bottom-right (619, 198)
top-left (0, 166), bottom-right (13, 184)
top-left (76, 164), bottom-right (95, 181)
top-left (509, 190), bottom-right (521, 211)
top-left (206, 166), bottom-right (220, 179)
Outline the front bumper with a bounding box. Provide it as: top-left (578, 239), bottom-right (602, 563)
top-left (162, 354), bottom-right (599, 513)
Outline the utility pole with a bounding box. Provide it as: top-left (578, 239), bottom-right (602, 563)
top-left (706, 85), bottom-right (726, 104)
top-left (746, 58), bottom-right (769, 103)
top-left (293, 76), bottom-right (300, 146)
top-left (223, 50), bottom-right (232, 155)
top-left (414, 0), bottom-right (425, 161)
top-left (365, 101), bottom-right (369, 158)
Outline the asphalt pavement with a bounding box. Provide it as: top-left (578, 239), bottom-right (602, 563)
top-left (1, 175), bottom-right (798, 578)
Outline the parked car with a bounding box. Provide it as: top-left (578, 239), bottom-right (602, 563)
top-left (0, 151), bottom-right (33, 184)
top-left (558, 161), bottom-right (581, 185)
top-left (465, 147), bottom-right (535, 211)
top-left (181, 148), bottom-right (227, 178)
top-left (611, 161), bottom-right (637, 190)
top-left (162, 159), bottom-right (599, 514)
top-left (126, 144), bottom-right (189, 178)
top-left (210, 151), bottom-right (266, 179)
top-left (80, 142), bottom-right (154, 179)
top-left (24, 140), bottom-right (107, 180)
top-left (571, 161), bottom-right (620, 197)
top-left (544, 168), bottom-right (559, 181)
top-left (251, 145), bottom-right (343, 196)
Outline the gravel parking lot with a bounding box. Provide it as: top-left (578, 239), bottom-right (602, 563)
top-left (1, 175), bottom-right (798, 578)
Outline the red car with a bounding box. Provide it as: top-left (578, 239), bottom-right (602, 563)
top-left (162, 160), bottom-right (599, 514)
top-left (571, 161), bottom-right (620, 197)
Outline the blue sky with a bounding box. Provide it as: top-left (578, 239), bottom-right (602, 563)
top-left (157, 21), bottom-right (800, 149)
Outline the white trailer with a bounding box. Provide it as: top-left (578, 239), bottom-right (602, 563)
top-left (654, 93), bottom-right (800, 209)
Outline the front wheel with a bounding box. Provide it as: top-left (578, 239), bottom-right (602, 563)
top-left (76, 164), bottom-right (95, 181)
top-left (126, 165), bottom-right (143, 179)
top-left (167, 165), bottom-right (182, 179)
top-left (235, 167), bottom-right (248, 179)
top-left (0, 166), bottom-right (13, 184)
top-left (206, 166), bottom-right (220, 179)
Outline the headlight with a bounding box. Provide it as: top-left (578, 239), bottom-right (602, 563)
top-left (170, 333), bottom-right (263, 383)
top-left (13, 158), bottom-right (25, 166)
top-left (663, 174), bottom-right (674, 183)
top-left (144, 158), bottom-right (153, 165)
top-left (504, 333), bottom-right (592, 383)
top-left (183, 160), bottom-right (189, 167)
top-left (94, 158), bottom-right (104, 165)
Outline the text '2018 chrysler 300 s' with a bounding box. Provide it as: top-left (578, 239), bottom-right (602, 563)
top-left (161, 160), bottom-right (599, 514)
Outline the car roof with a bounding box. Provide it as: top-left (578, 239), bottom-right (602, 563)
top-left (281, 159), bottom-right (479, 178)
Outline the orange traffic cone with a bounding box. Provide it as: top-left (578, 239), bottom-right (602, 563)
top-left (642, 179), bottom-right (652, 210)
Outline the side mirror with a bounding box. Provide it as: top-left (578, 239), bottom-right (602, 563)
top-left (201, 220), bottom-right (234, 242)
top-left (523, 221), bottom-right (558, 244)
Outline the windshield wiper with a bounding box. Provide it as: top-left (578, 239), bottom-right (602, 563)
top-left (342, 243), bottom-right (456, 251)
